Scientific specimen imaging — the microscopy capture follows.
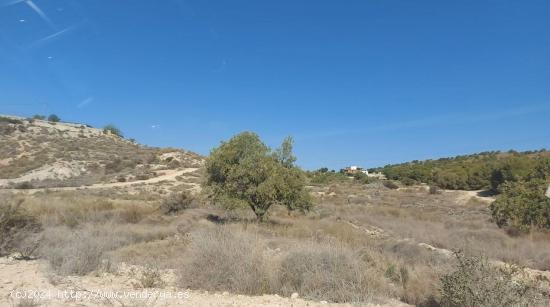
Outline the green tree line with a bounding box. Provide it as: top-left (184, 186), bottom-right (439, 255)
top-left (372, 150), bottom-right (549, 192)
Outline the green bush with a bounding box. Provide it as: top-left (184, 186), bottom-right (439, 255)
top-left (400, 177), bottom-right (417, 186)
top-left (490, 179), bottom-right (550, 230)
top-left (352, 172), bottom-right (371, 184)
top-left (308, 171), bottom-right (348, 184)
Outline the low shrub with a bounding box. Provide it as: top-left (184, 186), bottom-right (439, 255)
top-left (383, 180), bottom-right (399, 189)
top-left (134, 266), bottom-right (165, 288)
top-left (178, 226), bottom-right (270, 295)
top-left (429, 186), bottom-right (441, 194)
top-left (277, 242), bottom-right (384, 302)
top-left (161, 192), bottom-right (196, 214)
top-left (14, 182), bottom-right (34, 189)
top-left (38, 224), bottom-right (172, 275)
top-left (0, 200), bottom-right (41, 256)
top-left (401, 178), bottom-right (417, 186)
top-left (135, 173), bottom-right (150, 181)
top-left (178, 226), bottom-right (390, 303)
top-left (440, 252), bottom-right (537, 307)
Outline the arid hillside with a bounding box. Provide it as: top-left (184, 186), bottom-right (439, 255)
top-left (0, 115), bottom-right (203, 193)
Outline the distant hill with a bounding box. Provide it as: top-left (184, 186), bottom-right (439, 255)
top-left (0, 114), bottom-right (203, 189)
top-left (370, 150), bottom-right (550, 192)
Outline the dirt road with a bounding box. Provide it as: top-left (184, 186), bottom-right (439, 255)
top-left (2, 168), bottom-right (200, 194)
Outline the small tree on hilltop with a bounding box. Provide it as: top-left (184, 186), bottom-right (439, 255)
top-left (204, 132), bottom-right (312, 221)
top-left (103, 124), bottom-right (123, 137)
top-left (47, 114), bottom-right (60, 122)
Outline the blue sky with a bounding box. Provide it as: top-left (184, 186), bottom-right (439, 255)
top-left (1, 0), bottom-right (549, 170)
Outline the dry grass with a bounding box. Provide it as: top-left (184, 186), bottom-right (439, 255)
top-left (2, 175), bottom-right (550, 305)
top-left (276, 241), bottom-right (387, 302)
top-left (177, 224), bottom-right (398, 303)
top-left (38, 222), bottom-right (173, 275)
top-left (178, 226), bottom-right (272, 295)
top-left (315, 182), bottom-right (550, 270)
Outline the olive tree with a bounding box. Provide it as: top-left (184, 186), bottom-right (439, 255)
top-left (204, 132), bottom-right (312, 221)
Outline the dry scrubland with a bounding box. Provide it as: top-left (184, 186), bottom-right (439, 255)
top-left (2, 182), bottom-right (550, 306)
top-left (1, 115), bottom-right (550, 306)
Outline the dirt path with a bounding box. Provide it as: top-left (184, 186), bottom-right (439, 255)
top-left (2, 168), bottom-right (200, 194)
top-left (447, 189), bottom-right (495, 205)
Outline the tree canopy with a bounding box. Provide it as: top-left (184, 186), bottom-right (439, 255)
top-left (204, 132), bottom-right (312, 221)
top-left (47, 114), bottom-right (60, 122)
top-left (373, 150), bottom-right (549, 192)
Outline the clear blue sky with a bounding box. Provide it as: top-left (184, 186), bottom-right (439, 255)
top-left (1, 0), bottom-right (549, 170)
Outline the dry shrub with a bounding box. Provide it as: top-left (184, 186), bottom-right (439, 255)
top-left (429, 186), bottom-right (441, 194)
top-left (134, 266), bottom-right (165, 288)
top-left (178, 225), bottom-right (392, 303)
top-left (440, 252), bottom-right (539, 307)
top-left (111, 237), bottom-right (188, 269)
top-left (38, 226), bottom-right (108, 275)
top-left (383, 180), bottom-right (399, 189)
top-left (161, 192), bottom-right (196, 214)
top-left (0, 200), bottom-right (41, 256)
top-left (14, 182), bottom-right (34, 189)
top-left (178, 226), bottom-right (270, 295)
top-left (116, 206), bottom-right (152, 224)
top-left (38, 224), bottom-right (173, 275)
top-left (277, 242), bottom-right (386, 303)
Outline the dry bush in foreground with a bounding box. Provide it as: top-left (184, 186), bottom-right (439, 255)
top-left (440, 252), bottom-right (539, 307)
top-left (178, 225), bottom-right (392, 303)
top-left (178, 226), bottom-right (270, 295)
top-left (0, 200), bottom-right (41, 256)
top-left (38, 224), bottom-right (174, 275)
top-left (161, 192), bottom-right (196, 214)
top-left (276, 242), bottom-right (385, 303)
top-left (134, 266), bottom-right (165, 289)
